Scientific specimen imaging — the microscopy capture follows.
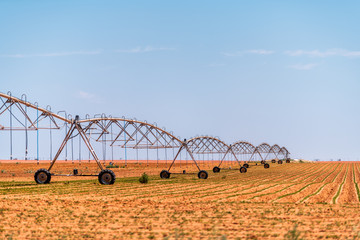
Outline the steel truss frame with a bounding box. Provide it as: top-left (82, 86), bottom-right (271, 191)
top-left (167, 136), bottom-right (230, 172)
top-left (0, 92), bottom-right (291, 183)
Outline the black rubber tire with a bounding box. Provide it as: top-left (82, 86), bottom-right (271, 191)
top-left (286, 159), bottom-right (290, 163)
top-left (213, 166), bottom-right (220, 173)
top-left (160, 170), bottom-right (170, 179)
top-left (34, 169), bottom-right (51, 184)
top-left (278, 160), bottom-right (283, 164)
top-left (198, 170), bottom-right (208, 179)
top-left (264, 163), bottom-right (270, 169)
top-left (261, 160), bottom-right (265, 164)
top-left (98, 169), bottom-right (116, 185)
top-left (271, 159), bottom-right (276, 163)
top-left (243, 163), bottom-right (249, 168)
top-left (240, 167), bottom-right (247, 173)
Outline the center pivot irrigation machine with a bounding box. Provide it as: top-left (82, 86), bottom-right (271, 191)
top-left (0, 92), bottom-right (291, 185)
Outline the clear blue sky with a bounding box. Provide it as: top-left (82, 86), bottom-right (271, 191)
top-left (1, 1), bottom-right (360, 161)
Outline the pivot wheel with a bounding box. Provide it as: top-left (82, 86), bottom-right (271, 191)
top-left (264, 163), bottom-right (270, 169)
top-left (243, 163), bottom-right (249, 168)
top-left (278, 160), bottom-right (283, 164)
top-left (261, 160), bottom-right (265, 164)
top-left (98, 169), bottom-right (116, 185)
top-left (213, 166), bottom-right (220, 173)
top-left (240, 166), bottom-right (247, 173)
top-left (198, 170), bottom-right (208, 179)
top-left (286, 159), bottom-right (290, 163)
top-left (34, 169), bottom-right (51, 184)
top-left (160, 170), bottom-right (170, 179)
top-left (271, 159), bottom-right (276, 163)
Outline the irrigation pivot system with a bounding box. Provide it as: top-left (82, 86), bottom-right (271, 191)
top-left (0, 92), bottom-right (291, 184)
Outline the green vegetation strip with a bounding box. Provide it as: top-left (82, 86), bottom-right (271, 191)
top-left (248, 183), bottom-right (297, 200)
top-left (251, 164), bottom-right (333, 202)
top-left (275, 183), bottom-right (313, 201)
top-left (279, 163), bottom-right (340, 203)
top-left (300, 163), bottom-right (341, 202)
top-left (354, 164), bottom-right (360, 202)
top-left (322, 163), bottom-right (341, 183)
top-left (301, 164), bottom-right (339, 200)
top-left (332, 164), bottom-right (348, 204)
top-left (294, 163), bottom-right (332, 183)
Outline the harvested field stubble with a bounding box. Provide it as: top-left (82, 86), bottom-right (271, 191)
top-left (0, 161), bottom-right (360, 239)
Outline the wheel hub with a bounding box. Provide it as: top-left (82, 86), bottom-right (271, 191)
top-left (37, 172), bottom-right (47, 182)
top-left (102, 173), bottom-right (111, 183)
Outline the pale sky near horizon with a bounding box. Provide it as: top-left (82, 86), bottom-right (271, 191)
top-left (1, 1), bottom-right (360, 161)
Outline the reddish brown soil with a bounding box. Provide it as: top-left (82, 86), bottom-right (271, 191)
top-left (0, 161), bottom-right (359, 239)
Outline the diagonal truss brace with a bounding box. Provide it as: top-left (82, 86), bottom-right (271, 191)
top-left (48, 117), bottom-right (104, 172)
top-left (167, 140), bottom-right (201, 172)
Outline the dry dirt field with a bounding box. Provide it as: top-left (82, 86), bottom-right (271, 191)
top-left (0, 160), bottom-right (360, 239)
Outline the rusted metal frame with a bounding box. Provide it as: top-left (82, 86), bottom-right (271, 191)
top-left (244, 144), bottom-right (255, 154)
top-left (126, 123), bottom-right (149, 148)
top-left (0, 100), bottom-right (14, 117)
top-left (268, 145), bottom-right (281, 159)
top-left (194, 139), bottom-right (212, 154)
top-left (0, 97), bottom-right (14, 112)
top-left (30, 112), bottom-right (49, 129)
top-left (207, 139), bottom-right (222, 153)
top-left (79, 117), bottom-right (182, 144)
top-left (273, 149), bottom-right (280, 159)
top-left (151, 128), bottom-right (170, 148)
top-left (157, 131), bottom-right (174, 147)
top-left (94, 120), bottom-right (111, 141)
top-left (215, 141), bottom-right (229, 154)
top-left (110, 121), bottom-right (134, 145)
top-left (263, 151), bottom-right (271, 161)
top-left (190, 139), bottom-right (206, 154)
top-left (195, 138), bottom-right (213, 154)
top-left (168, 142), bottom-right (201, 172)
top-left (257, 149), bottom-right (265, 161)
top-left (218, 145), bottom-right (241, 168)
top-left (187, 139), bottom-right (202, 153)
top-left (143, 124), bottom-right (164, 147)
top-left (249, 147), bottom-right (264, 162)
top-left (0, 92), bottom-right (70, 123)
top-left (120, 122), bottom-right (138, 145)
top-left (167, 144), bottom-right (184, 171)
top-left (0, 98), bottom-right (10, 114)
top-left (47, 114), bottom-right (61, 129)
top-left (74, 123), bottom-right (103, 171)
top-left (258, 143), bottom-right (271, 153)
top-left (133, 124), bottom-right (155, 147)
top-left (239, 144), bottom-right (248, 153)
top-left (218, 141), bottom-right (229, 153)
top-left (217, 147), bottom-right (231, 167)
top-left (207, 138), bottom-right (223, 152)
top-left (184, 143), bottom-right (201, 171)
top-left (144, 125), bottom-right (166, 148)
top-left (14, 101), bottom-right (36, 129)
top-left (218, 144), bottom-right (229, 153)
top-left (229, 148), bottom-right (242, 167)
top-left (264, 146), bottom-right (278, 160)
top-left (190, 137), bottom-right (228, 155)
top-left (127, 125), bottom-right (150, 148)
top-left (232, 144), bottom-right (241, 153)
top-left (258, 151), bottom-right (267, 161)
top-left (82, 121), bottom-right (97, 134)
top-left (170, 136), bottom-right (181, 147)
top-left (94, 120), bottom-right (114, 142)
top-left (48, 123), bottom-right (77, 171)
top-left (1, 101), bottom-right (27, 128)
